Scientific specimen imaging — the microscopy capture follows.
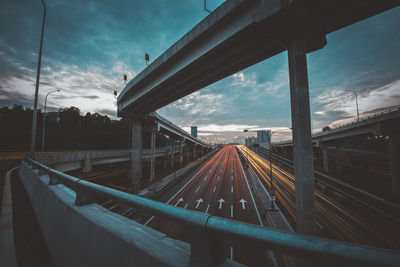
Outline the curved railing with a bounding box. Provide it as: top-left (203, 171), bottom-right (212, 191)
top-left (24, 157), bottom-right (400, 266)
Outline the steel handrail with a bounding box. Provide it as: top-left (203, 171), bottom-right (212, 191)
top-left (24, 158), bottom-right (400, 266)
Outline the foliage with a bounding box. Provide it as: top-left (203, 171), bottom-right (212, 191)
top-left (322, 125), bottom-right (332, 132)
top-left (0, 105), bottom-right (134, 151)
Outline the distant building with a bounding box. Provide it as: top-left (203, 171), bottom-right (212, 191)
top-left (191, 126), bottom-right (198, 138)
top-left (245, 130), bottom-right (271, 149)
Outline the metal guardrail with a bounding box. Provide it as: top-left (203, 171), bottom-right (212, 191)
top-left (24, 157), bottom-right (400, 266)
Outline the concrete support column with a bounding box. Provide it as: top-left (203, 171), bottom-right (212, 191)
top-left (179, 141), bottom-right (183, 165)
top-left (186, 146), bottom-right (190, 162)
top-left (336, 146), bottom-right (342, 173)
top-left (150, 130), bottom-right (155, 182)
top-left (389, 133), bottom-right (400, 198)
top-left (163, 160), bottom-right (167, 168)
top-left (82, 152), bottom-right (92, 173)
top-left (170, 141), bottom-right (175, 168)
top-left (130, 120), bottom-right (142, 193)
top-left (322, 146), bottom-right (329, 172)
top-left (193, 146), bottom-right (196, 160)
top-left (288, 34), bottom-right (315, 235)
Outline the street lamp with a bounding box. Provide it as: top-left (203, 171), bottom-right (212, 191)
top-left (30, 0), bottom-right (47, 157)
top-left (345, 89), bottom-right (360, 122)
top-left (42, 90), bottom-right (60, 151)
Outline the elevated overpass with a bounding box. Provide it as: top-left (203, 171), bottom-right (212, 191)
top-left (273, 108), bottom-right (400, 197)
top-left (117, 0), bottom-right (398, 114)
top-left (117, 0), bottom-right (399, 234)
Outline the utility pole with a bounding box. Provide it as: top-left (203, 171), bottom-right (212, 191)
top-left (30, 0), bottom-right (46, 157)
top-left (345, 89), bottom-right (360, 121)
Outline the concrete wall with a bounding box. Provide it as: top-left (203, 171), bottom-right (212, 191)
top-left (18, 162), bottom-right (191, 267)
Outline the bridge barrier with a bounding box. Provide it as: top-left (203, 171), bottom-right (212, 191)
top-left (19, 157), bottom-right (400, 266)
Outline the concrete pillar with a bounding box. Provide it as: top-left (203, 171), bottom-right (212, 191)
top-left (150, 130), bottom-right (155, 181)
top-left (179, 141), bottom-right (183, 165)
top-left (322, 146), bottom-right (329, 172)
top-left (336, 146), bottom-right (342, 173)
top-left (288, 34), bottom-right (315, 235)
top-left (82, 152), bottom-right (92, 173)
top-left (186, 146), bottom-right (190, 162)
top-left (130, 120), bottom-right (142, 193)
top-left (193, 146), bottom-right (196, 160)
top-left (163, 160), bottom-right (167, 168)
top-left (170, 141), bottom-right (175, 168)
top-left (389, 133), bottom-right (400, 198)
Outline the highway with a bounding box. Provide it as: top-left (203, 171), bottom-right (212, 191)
top-left (130, 146), bottom-right (275, 266)
top-left (237, 145), bottom-right (400, 252)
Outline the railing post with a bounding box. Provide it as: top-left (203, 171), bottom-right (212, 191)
top-left (75, 182), bottom-right (94, 206)
top-left (48, 174), bottom-right (60, 185)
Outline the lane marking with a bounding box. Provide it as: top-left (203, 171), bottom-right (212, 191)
top-left (175, 197), bottom-right (183, 206)
top-left (217, 175), bottom-right (220, 181)
top-left (184, 203), bottom-right (189, 209)
top-left (195, 186), bottom-right (200, 193)
top-left (218, 198), bottom-right (225, 209)
top-left (231, 175), bottom-right (233, 181)
top-left (145, 151), bottom-right (221, 226)
top-left (230, 205), bottom-right (234, 218)
top-left (239, 199), bottom-right (247, 210)
top-left (231, 186), bottom-right (234, 193)
top-left (195, 199), bottom-right (203, 209)
top-left (205, 204), bottom-right (210, 214)
top-left (213, 186), bottom-right (216, 193)
top-left (230, 247), bottom-right (233, 260)
top-left (203, 177), bottom-right (207, 182)
top-left (238, 150), bottom-right (263, 226)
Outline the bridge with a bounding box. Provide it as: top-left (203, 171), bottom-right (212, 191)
top-left (272, 107), bottom-right (400, 197)
top-left (116, 0), bottom-right (399, 235)
top-left (2, 0), bottom-right (400, 266)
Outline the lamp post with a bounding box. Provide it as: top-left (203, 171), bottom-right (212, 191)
top-left (30, 0), bottom-right (47, 157)
top-left (345, 89), bottom-right (360, 122)
top-left (42, 89), bottom-right (60, 151)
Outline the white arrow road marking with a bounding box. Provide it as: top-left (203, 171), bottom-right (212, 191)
top-left (205, 204), bottom-right (210, 214)
top-left (175, 197), bottom-right (183, 206)
top-left (218, 198), bottom-right (225, 209)
top-left (239, 199), bottom-right (247, 210)
top-left (195, 198), bottom-right (203, 209)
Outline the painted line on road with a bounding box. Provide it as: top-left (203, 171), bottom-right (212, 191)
top-left (238, 151), bottom-right (263, 226)
top-left (213, 186), bottom-right (216, 193)
top-left (230, 247), bottom-right (233, 260)
top-left (231, 186), bottom-right (234, 193)
top-left (230, 205), bottom-right (234, 218)
top-left (184, 203), bottom-right (189, 209)
top-left (195, 186), bottom-right (200, 192)
top-left (231, 175), bottom-right (233, 181)
top-left (145, 151), bottom-right (221, 226)
top-left (217, 175), bottom-right (220, 181)
top-left (205, 204), bottom-right (210, 214)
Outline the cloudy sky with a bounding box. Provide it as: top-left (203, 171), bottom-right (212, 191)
top-left (1, 1), bottom-right (399, 144)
